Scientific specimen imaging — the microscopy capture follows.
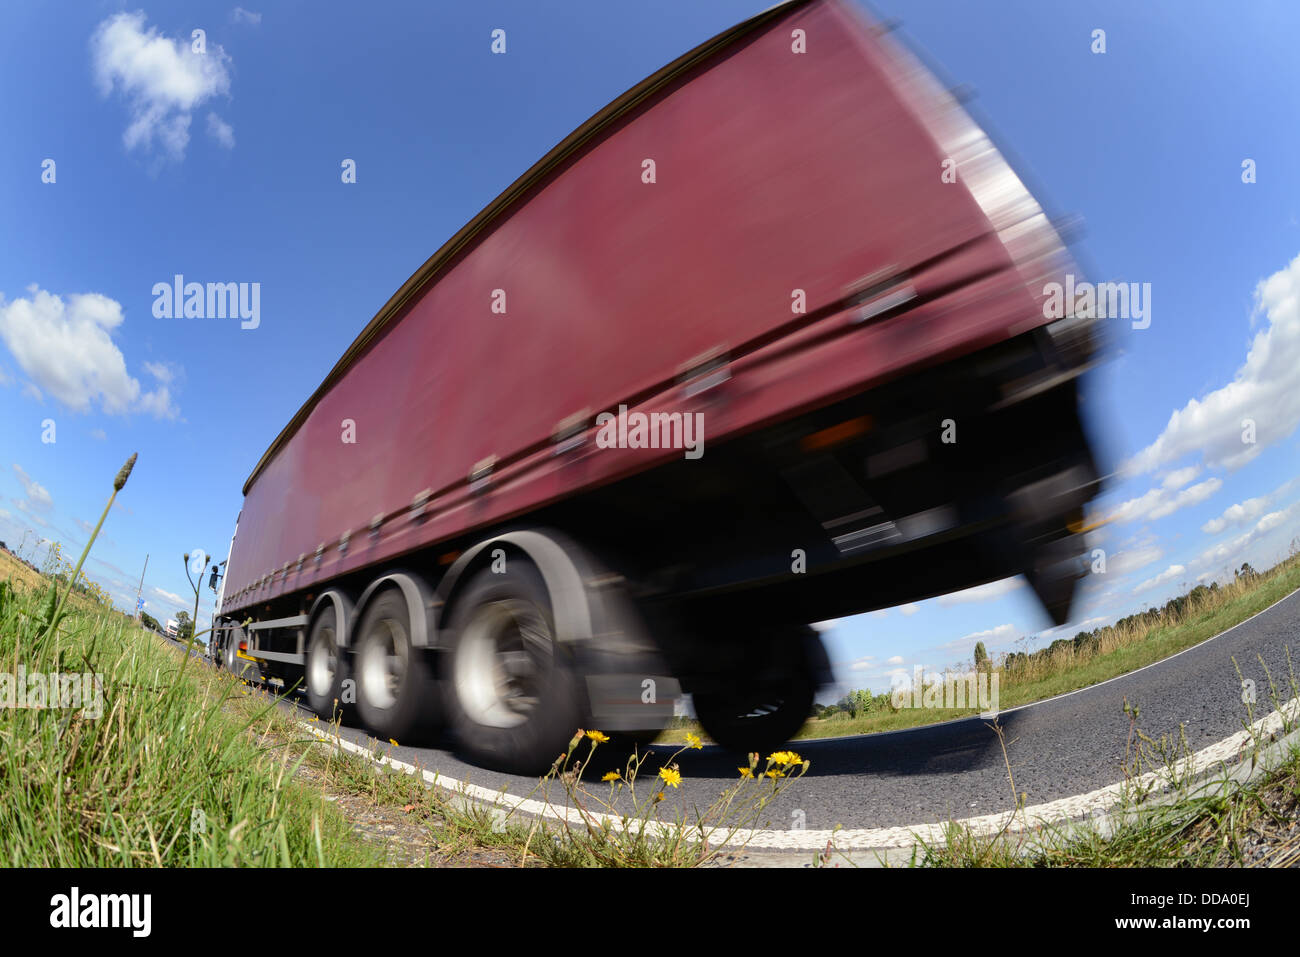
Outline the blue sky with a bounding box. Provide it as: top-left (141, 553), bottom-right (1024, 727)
top-left (0, 1), bottom-right (1296, 691)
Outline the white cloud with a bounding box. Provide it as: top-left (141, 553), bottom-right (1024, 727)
top-left (1202, 496), bottom-right (1271, 534)
top-left (1255, 509), bottom-right (1291, 535)
top-left (937, 577), bottom-right (1024, 605)
top-left (1134, 564), bottom-right (1187, 594)
top-left (941, 622), bottom-right (1018, 651)
top-left (1201, 478), bottom-right (1299, 534)
top-left (1108, 545), bottom-right (1164, 576)
top-left (899, 603), bottom-right (920, 616)
top-left (1160, 465), bottom-right (1201, 490)
top-left (0, 286), bottom-right (178, 418)
top-left (886, 655), bottom-right (905, 665)
top-left (12, 464), bottom-right (53, 512)
top-left (90, 428), bottom-right (107, 440)
top-left (91, 11), bottom-right (233, 162)
top-left (232, 7), bottom-right (262, 25)
top-left (206, 111), bottom-right (235, 149)
top-left (1195, 503), bottom-right (1299, 570)
top-left (142, 360), bottom-right (174, 383)
top-left (149, 586), bottom-right (186, 607)
top-left (846, 656), bottom-right (874, 671)
top-left (1110, 477), bottom-right (1222, 525)
top-left (1125, 252), bottom-right (1300, 475)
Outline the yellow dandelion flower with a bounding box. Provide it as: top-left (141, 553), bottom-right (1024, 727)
top-left (738, 767), bottom-right (754, 778)
top-left (389, 738), bottom-right (399, 747)
top-left (601, 771), bottom-right (621, 782)
top-left (585, 730), bottom-right (610, 743)
top-left (765, 768), bottom-right (785, 779)
top-left (685, 732), bottom-right (703, 750)
top-left (658, 767), bottom-right (682, 788)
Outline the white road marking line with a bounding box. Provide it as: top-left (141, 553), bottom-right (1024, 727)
top-left (298, 585), bottom-right (1300, 851)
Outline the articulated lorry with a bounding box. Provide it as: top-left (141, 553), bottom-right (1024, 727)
top-left (212, 0), bottom-right (1102, 774)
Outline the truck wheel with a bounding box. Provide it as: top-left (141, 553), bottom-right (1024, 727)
top-left (305, 605), bottom-right (351, 720)
top-left (353, 588), bottom-right (438, 743)
top-left (692, 672), bottom-right (814, 757)
top-left (223, 635), bottom-right (238, 672)
top-left (443, 565), bottom-right (583, 775)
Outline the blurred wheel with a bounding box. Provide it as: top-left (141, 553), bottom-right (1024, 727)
top-left (305, 605), bottom-right (351, 720)
top-left (692, 672), bottom-right (814, 757)
top-left (354, 588), bottom-right (437, 742)
top-left (443, 564), bottom-right (583, 775)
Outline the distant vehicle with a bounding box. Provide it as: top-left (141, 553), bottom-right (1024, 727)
top-left (164, 619), bottom-right (178, 638)
top-left (211, 0), bottom-right (1100, 774)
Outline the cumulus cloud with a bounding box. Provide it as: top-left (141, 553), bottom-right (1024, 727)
top-left (899, 603), bottom-right (920, 616)
top-left (1160, 465), bottom-right (1202, 490)
top-left (0, 286), bottom-right (178, 418)
top-left (1134, 564), bottom-right (1187, 594)
top-left (91, 11), bottom-right (233, 162)
top-left (142, 360), bottom-right (174, 383)
top-left (1201, 479), bottom-right (1300, 534)
top-left (1109, 477), bottom-right (1222, 525)
top-left (1125, 253), bottom-right (1300, 475)
top-left (1202, 496), bottom-right (1271, 535)
top-left (886, 655), bottom-right (905, 665)
top-left (206, 111), bottom-right (235, 148)
top-left (1195, 503), bottom-right (1300, 570)
top-left (1108, 545), bottom-right (1164, 576)
top-left (12, 465), bottom-right (53, 512)
top-left (149, 586), bottom-right (186, 607)
top-left (232, 7), bottom-right (262, 25)
top-left (937, 577), bottom-right (1024, 605)
top-left (941, 622), bottom-right (1018, 652)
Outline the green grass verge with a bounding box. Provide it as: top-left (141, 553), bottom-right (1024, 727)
top-left (0, 573), bottom-right (384, 866)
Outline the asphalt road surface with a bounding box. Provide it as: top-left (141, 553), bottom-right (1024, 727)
top-left (245, 587), bottom-right (1299, 832)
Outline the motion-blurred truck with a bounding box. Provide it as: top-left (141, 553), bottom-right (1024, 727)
top-left (211, 0), bottom-right (1101, 773)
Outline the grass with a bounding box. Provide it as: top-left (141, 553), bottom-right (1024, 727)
top-left (261, 715), bottom-right (814, 867)
top-left (658, 552), bottom-right (1300, 745)
top-left (1, 512), bottom-right (813, 868)
top-left (0, 550), bottom-right (385, 865)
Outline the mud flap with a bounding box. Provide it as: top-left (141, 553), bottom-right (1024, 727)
top-left (1025, 534), bottom-right (1087, 627)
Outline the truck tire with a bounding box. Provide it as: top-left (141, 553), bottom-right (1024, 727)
top-left (353, 587), bottom-right (438, 743)
top-left (305, 605), bottom-right (352, 721)
top-left (692, 672), bottom-right (814, 757)
top-left (443, 564), bottom-right (584, 775)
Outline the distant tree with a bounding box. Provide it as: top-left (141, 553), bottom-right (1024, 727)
top-left (175, 610), bottom-right (193, 641)
top-left (1236, 562), bottom-right (1258, 582)
top-left (836, 689), bottom-right (874, 718)
top-left (140, 611), bottom-right (160, 632)
top-left (973, 641), bottom-right (989, 672)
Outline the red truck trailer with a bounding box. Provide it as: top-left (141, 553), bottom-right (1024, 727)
top-left (212, 0), bottom-right (1102, 773)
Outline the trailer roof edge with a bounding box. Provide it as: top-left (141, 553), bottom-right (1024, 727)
top-left (242, 0), bottom-right (818, 495)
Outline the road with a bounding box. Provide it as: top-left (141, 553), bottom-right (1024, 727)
top-left (238, 588), bottom-right (1300, 835)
